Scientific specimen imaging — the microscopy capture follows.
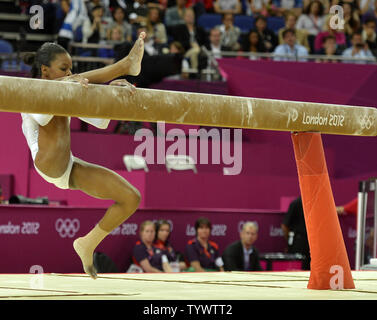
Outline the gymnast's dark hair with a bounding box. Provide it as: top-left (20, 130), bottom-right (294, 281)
top-left (21, 42), bottom-right (68, 78)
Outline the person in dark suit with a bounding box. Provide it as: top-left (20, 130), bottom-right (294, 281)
top-left (250, 15), bottom-right (278, 52)
top-left (168, 7), bottom-right (208, 70)
top-left (222, 221), bottom-right (263, 271)
top-left (281, 196), bottom-right (310, 270)
top-left (168, 7), bottom-right (209, 52)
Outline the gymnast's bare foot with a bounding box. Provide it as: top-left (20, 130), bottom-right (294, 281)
top-left (120, 31), bottom-right (145, 76)
top-left (73, 238), bottom-right (97, 279)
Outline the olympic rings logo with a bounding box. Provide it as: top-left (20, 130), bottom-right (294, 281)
top-left (359, 115), bottom-right (374, 130)
top-left (55, 218), bottom-right (80, 238)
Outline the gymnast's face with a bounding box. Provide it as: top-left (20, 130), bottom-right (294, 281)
top-left (41, 53), bottom-right (73, 80)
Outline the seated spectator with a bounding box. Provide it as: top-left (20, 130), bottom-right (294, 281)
top-left (281, 196), bottom-right (310, 270)
top-left (296, 0), bottom-right (326, 51)
top-left (246, 0), bottom-right (282, 16)
top-left (315, 35), bottom-right (342, 62)
top-left (241, 29), bottom-right (267, 59)
top-left (98, 25), bottom-right (122, 57)
top-left (262, 0), bottom-right (282, 17)
top-left (170, 40), bottom-right (186, 55)
top-left (109, 0), bottom-right (128, 9)
top-left (213, 0), bottom-right (242, 14)
top-left (165, 0), bottom-right (187, 27)
top-left (171, 8), bottom-right (209, 69)
top-left (148, 0), bottom-right (169, 11)
top-left (359, 0), bottom-right (376, 16)
top-left (280, 0), bottom-right (302, 17)
top-left (107, 6), bottom-right (133, 42)
top-left (314, 14), bottom-right (346, 52)
top-left (168, 41), bottom-right (192, 76)
top-left (186, 0), bottom-right (215, 14)
top-left (137, 23), bottom-right (164, 56)
top-left (246, 0), bottom-right (270, 16)
top-left (146, 7), bottom-right (168, 45)
top-left (203, 27), bottom-right (232, 58)
top-left (372, 0), bottom-right (377, 19)
top-left (278, 11), bottom-right (310, 51)
top-left (218, 13), bottom-right (241, 50)
top-left (132, 220), bottom-right (172, 272)
top-left (184, 217), bottom-right (224, 272)
top-left (342, 2), bottom-right (361, 40)
top-left (57, 0), bottom-right (88, 49)
top-left (82, 5), bottom-right (109, 43)
top-left (126, 0), bottom-right (150, 24)
top-left (108, 25), bottom-right (124, 42)
top-left (342, 31), bottom-right (375, 63)
top-left (251, 15), bottom-right (278, 52)
top-left (362, 17), bottom-right (377, 56)
top-left (273, 28), bottom-right (309, 61)
top-left (86, 0), bottom-right (112, 19)
top-left (154, 219), bottom-right (187, 271)
top-left (302, 0), bottom-right (329, 13)
top-left (222, 221), bottom-right (263, 271)
top-left (57, 0), bottom-right (71, 30)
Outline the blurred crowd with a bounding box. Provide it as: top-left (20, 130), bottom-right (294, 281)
top-left (18, 0), bottom-right (377, 70)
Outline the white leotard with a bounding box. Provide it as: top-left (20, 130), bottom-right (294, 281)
top-left (21, 113), bottom-right (110, 161)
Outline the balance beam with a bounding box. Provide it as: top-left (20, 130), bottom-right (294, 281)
top-left (0, 75), bottom-right (375, 136)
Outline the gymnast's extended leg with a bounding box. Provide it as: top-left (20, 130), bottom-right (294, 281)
top-left (69, 158), bottom-right (141, 279)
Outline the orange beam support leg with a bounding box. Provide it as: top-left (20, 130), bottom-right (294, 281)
top-left (292, 132), bottom-right (355, 290)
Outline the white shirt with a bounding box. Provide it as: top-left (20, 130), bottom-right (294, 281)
top-left (243, 246), bottom-right (253, 270)
top-left (273, 43), bottom-right (309, 61)
top-left (217, 0), bottom-right (239, 10)
top-left (281, 0), bottom-right (295, 9)
top-left (210, 44), bottom-right (222, 59)
top-left (341, 47), bottom-right (375, 64)
top-left (296, 14), bottom-right (325, 36)
top-left (360, 0), bottom-right (375, 13)
top-left (21, 113), bottom-right (109, 161)
top-left (248, 0), bottom-right (269, 13)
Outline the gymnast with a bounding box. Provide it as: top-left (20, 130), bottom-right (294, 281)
top-left (21, 32), bottom-right (146, 279)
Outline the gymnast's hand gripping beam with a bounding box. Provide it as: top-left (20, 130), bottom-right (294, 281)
top-left (0, 75), bottom-right (375, 137)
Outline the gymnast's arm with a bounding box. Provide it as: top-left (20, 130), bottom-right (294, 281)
top-left (27, 114), bottom-right (54, 126)
top-left (78, 79), bottom-right (135, 129)
top-left (79, 117), bottom-right (110, 129)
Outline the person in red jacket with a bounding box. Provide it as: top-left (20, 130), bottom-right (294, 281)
top-left (337, 197), bottom-right (375, 263)
top-left (336, 197), bottom-right (358, 215)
